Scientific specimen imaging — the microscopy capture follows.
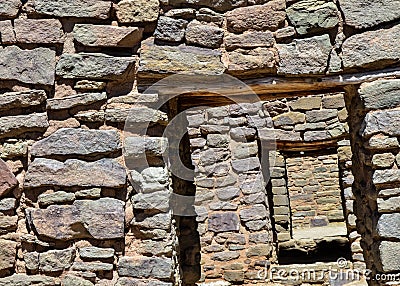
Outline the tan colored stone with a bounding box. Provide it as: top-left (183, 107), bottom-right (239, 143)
top-left (372, 153), bottom-right (396, 168)
top-left (289, 96), bottom-right (322, 111)
top-left (225, 31), bottom-right (275, 50)
top-left (116, 0), bottom-right (159, 23)
top-left (273, 112), bottom-right (306, 127)
top-left (138, 38), bottom-right (225, 78)
top-left (73, 24), bottom-right (143, 47)
top-left (0, 239), bottom-right (17, 271)
top-left (227, 48), bottom-right (277, 76)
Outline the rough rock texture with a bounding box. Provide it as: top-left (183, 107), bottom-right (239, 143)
top-left (73, 25), bottom-right (143, 47)
top-left (31, 128), bottom-right (121, 158)
top-left (14, 19), bottom-right (64, 44)
top-left (277, 34), bottom-right (331, 75)
top-left (138, 39), bottom-right (225, 77)
top-left (116, 0), bottom-right (159, 23)
top-left (359, 79), bottom-right (400, 110)
top-left (79, 247), bottom-right (115, 259)
top-left (27, 198), bottom-right (124, 240)
top-left (379, 241), bottom-right (400, 272)
top-left (362, 109), bottom-right (400, 137)
top-left (226, 1), bottom-right (286, 33)
top-left (0, 239), bottom-right (17, 271)
top-left (208, 212), bottom-right (240, 232)
top-left (0, 21), bottom-right (16, 44)
top-left (0, 46), bottom-right (56, 85)
top-left (62, 275), bottom-right (94, 286)
top-left (0, 159), bottom-right (18, 197)
top-left (47, 92), bottom-right (106, 110)
top-left (118, 256), bottom-right (173, 279)
top-left (154, 16), bottom-right (188, 42)
top-left (0, 274), bottom-right (55, 286)
top-left (227, 48), bottom-right (277, 75)
top-left (24, 158), bottom-right (126, 188)
top-left (0, 113), bottom-right (49, 139)
top-left (0, 0), bottom-right (21, 18)
top-left (286, 0), bottom-right (339, 34)
top-left (185, 21), bottom-right (224, 48)
top-left (377, 213), bottom-right (400, 239)
top-left (339, 0), bottom-right (400, 29)
top-left (0, 90), bottom-right (46, 111)
top-left (39, 248), bottom-right (75, 272)
top-left (33, 0), bottom-right (112, 19)
top-left (225, 31), bottom-right (275, 50)
top-left (56, 53), bottom-right (136, 80)
top-left (341, 24), bottom-right (400, 70)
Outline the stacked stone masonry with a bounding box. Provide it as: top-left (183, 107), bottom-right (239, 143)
top-left (0, 0), bottom-right (399, 286)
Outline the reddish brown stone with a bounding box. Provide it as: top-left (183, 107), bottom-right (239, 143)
top-left (0, 159), bottom-right (18, 197)
top-left (226, 0), bottom-right (286, 33)
top-left (14, 19), bottom-right (64, 44)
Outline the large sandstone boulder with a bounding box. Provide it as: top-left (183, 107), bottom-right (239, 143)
top-left (362, 109), bottom-right (400, 137)
top-left (185, 21), bottom-right (224, 48)
top-left (377, 213), bottom-right (400, 240)
top-left (46, 92), bottom-right (107, 110)
top-left (27, 198), bottom-right (125, 241)
top-left (14, 19), bottom-right (64, 44)
top-left (227, 48), bottom-right (277, 76)
top-left (38, 248), bottom-right (75, 272)
top-left (0, 46), bottom-right (55, 85)
top-left (56, 53), bottom-right (136, 80)
top-left (359, 79), bottom-right (400, 110)
top-left (32, 0), bottom-right (111, 19)
top-left (341, 24), bottom-right (400, 70)
top-left (138, 39), bottom-right (225, 78)
top-left (339, 0), bottom-right (400, 29)
top-left (24, 158), bottom-right (126, 188)
top-left (277, 34), bottom-right (331, 75)
top-left (31, 128), bottom-right (121, 158)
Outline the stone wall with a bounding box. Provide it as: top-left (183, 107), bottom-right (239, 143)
top-left (348, 79), bottom-right (400, 281)
top-left (187, 103), bottom-right (274, 284)
top-left (0, 0), bottom-right (399, 285)
top-left (286, 152), bottom-right (343, 229)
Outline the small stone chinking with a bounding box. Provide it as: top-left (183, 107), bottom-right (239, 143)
top-left (0, 0), bottom-right (399, 285)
